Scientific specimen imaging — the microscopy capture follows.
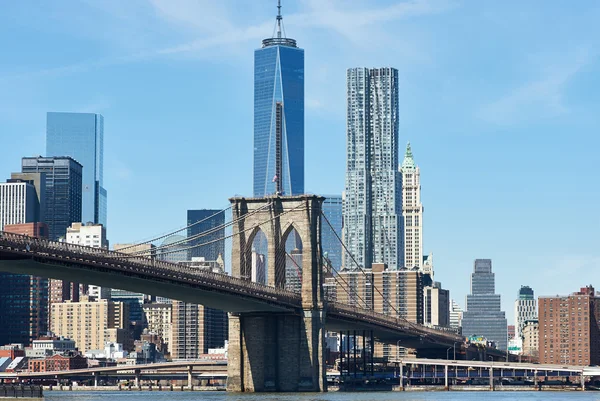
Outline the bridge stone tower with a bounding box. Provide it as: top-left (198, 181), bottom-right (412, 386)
top-left (227, 195), bottom-right (326, 392)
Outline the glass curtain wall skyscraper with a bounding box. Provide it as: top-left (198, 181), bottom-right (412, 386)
top-left (21, 157), bottom-right (82, 241)
top-left (253, 3), bottom-right (304, 196)
top-left (461, 259), bottom-right (508, 350)
top-left (321, 195), bottom-right (343, 272)
top-left (187, 209), bottom-right (225, 262)
top-left (46, 112), bottom-right (107, 228)
top-left (343, 67), bottom-right (401, 270)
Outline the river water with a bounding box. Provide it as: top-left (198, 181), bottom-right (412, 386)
top-left (44, 391), bottom-right (600, 401)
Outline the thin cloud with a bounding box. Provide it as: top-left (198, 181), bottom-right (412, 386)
top-left (478, 48), bottom-right (591, 125)
top-left (1, 0), bottom-right (452, 81)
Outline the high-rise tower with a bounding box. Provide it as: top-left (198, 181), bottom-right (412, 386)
top-left (514, 285), bottom-right (536, 339)
top-left (461, 259), bottom-right (508, 350)
top-left (253, 1), bottom-right (304, 196)
top-left (343, 67), bottom-right (401, 270)
top-left (400, 142), bottom-right (423, 270)
top-left (21, 156), bottom-right (83, 241)
top-left (46, 112), bottom-right (107, 228)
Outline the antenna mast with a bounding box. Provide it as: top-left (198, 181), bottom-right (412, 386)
top-left (276, 0), bottom-right (283, 38)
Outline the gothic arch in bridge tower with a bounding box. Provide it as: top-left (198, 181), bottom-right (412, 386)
top-left (281, 223), bottom-right (303, 293)
top-left (245, 226), bottom-right (269, 285)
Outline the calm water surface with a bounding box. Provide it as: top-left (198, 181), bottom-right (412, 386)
top-left (44, 391), bottom-right (600, 401)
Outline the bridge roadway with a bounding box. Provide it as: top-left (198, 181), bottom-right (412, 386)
top-left (397, 358), bottom-right (588, 375)
top-left (0, 361), bottom-right (226, 380)
top-left (0, 232), bottom-right (464, 351)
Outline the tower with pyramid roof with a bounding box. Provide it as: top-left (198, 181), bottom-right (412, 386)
top-left (400, 142), bottom-right (424, 270)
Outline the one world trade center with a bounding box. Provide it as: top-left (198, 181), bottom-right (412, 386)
top-left (253, 1), bottom-right (304, 196)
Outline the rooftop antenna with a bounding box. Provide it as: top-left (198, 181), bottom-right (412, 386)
top-left (276, 0), bottom-right (283, 38)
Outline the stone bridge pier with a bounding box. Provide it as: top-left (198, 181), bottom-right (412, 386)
top-left (227, 195), bottom-right (326, 392)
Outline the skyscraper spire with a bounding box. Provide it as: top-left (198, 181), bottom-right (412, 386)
top-left (401, 141), bottom-right (415, 169)
top-left (263, 0), bottom-right (296, 48)
top-left (276, 0), bottom-right (282, 38)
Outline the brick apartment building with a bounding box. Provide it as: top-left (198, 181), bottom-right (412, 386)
top-left (539, 285), bottom-right (600, 365)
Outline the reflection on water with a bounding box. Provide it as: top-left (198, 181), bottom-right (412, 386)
top-left (45, 391), bottom-right (600, 401)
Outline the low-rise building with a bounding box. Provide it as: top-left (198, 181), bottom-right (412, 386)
top-left (32, 336), bottom-right (76, 354)
top-left (28, 354), bottom-right (87, 372)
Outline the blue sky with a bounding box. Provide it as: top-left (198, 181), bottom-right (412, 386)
top-left (1, 0), bottom-right (599, 323)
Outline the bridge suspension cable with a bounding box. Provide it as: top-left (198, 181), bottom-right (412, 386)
top-left (118, 202), bottom-right (307, 259)
top-left (120, 202), bottom-right (273, 256)
top-left (321, 211), bottom-right (421, 332)
top-left (116, 206), bottom-right (232, 252)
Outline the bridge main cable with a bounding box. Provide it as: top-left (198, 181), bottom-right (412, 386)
top-left (119, 201), bottom-right (274, 256)
top-left (117, 202), bottom-right (309, 258)
top-left (116, 206), bottom-right (232, 252)
top-left (321, 211), bottom-right (422, 333)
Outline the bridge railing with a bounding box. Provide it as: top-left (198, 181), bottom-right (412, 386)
top-left (327, 300), bottom-right (464, 342)
top-left (0, 231), bottom-right (301, 306)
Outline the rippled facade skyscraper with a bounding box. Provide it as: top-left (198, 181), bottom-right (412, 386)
top-left (253, 3), bottom-right (304, 196)
top-left (343, 67), bottom-right (401, 270)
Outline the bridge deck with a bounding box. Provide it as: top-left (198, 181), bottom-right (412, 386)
top-left (0, 231), bottom-right (470, 350)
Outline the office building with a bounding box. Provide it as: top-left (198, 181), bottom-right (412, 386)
top-left (400, 143), bottom-right (423, 270)
top-left (321, 195), bottom-right (343, 272)
top-left (22, 156), bottom-right (82, 241)
top-left (0, 181), bottom-right (38, 230)
top-left (187, 209), bottom-right (225, 262)
top-left (285, 248), bottom-right (302, 292)
top-left (65, 222), bottom-right (107, 248)
top-left (142, 303), bottom-right (172, 354)
top-left (333, 263), bottom-right (423, 325)
top-left (539, 286), bottom-right (600, 365)
top-left (50, 296), bottom-right (129, 353)
top-left (422, 253), bottom-right (434, 279)
top-left (8, 172), bottom-right (46, 222)
top-left (522, 319), bottom-right (539, 359)
top-left (111, 244), bottom-right (156, 321)
top-left (157, 235), bottom-right (188, 264)
top-left (343, 67), bottom-right (401, 270)
top-left (251, 251), bottom-right (266, 284)
top-left (0, 274), bottom-right (48, 346)
top-left (64, 222), bottom-right (109, 300)
top-left (3, 222), bottom-right (48, 238)
top-left (515, 285), bottom-right (536, 339)
top-left (253, 2), bottom-right (304, 196)
top-left (169, 256), bottom-right (227, 359)
top-left (46, 112), bottom-right (107, 227)
top-left (171, 302), bottom-right (228, 359)
top-left (449, 299), bottom-right (463, 330)
top-left (461, 259), bottom-right (508, 350)
top-left (508, 325), bottom-right (516, 340)
top-left (0, 179), bottom-right (48, 346)
top-left (424, 282), bottom-right (450, 327)
top-left (49, 281), bottom-right (82, 305)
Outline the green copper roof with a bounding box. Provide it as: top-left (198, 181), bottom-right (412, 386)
top-left (401, 142), bottom-right (415, 170)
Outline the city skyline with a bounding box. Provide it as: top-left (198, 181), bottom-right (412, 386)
top-left (0, 1), bottom-right (599, 324)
